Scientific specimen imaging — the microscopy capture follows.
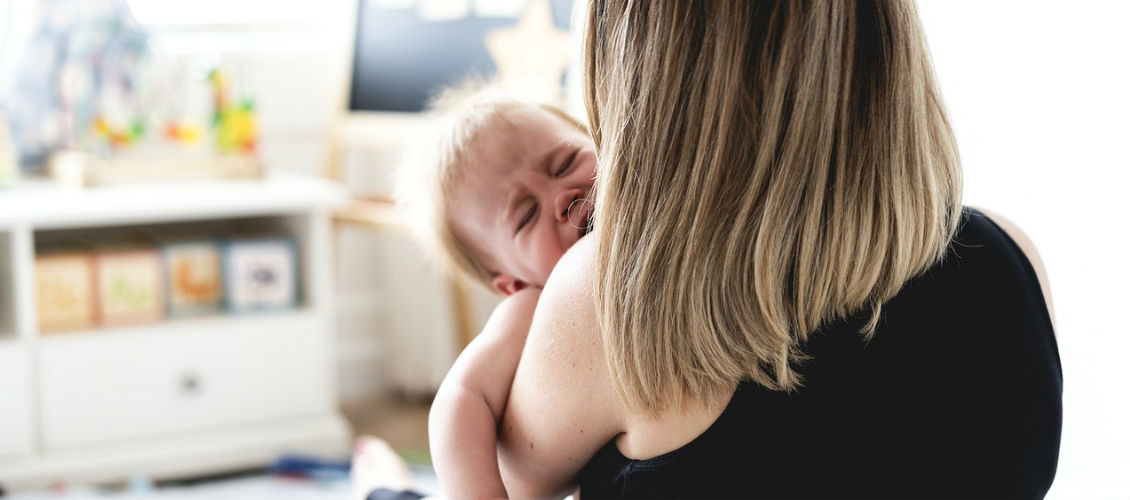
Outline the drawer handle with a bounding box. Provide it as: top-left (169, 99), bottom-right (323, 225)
top-left (179, 372), bottom-right (202, 395)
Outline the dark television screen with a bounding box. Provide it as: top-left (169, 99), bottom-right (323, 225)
top-left (347, 0), bottom-right (574, 113)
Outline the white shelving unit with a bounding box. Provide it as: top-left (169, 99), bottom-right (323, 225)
top-left (0, 173), bottom-right (351, 490)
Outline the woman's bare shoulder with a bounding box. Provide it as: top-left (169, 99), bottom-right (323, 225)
top-left (537, 233), bottom-right (601, 332)
top-left (973, 207), bottom-right (1057, 330)
top-left (498, 235), bottom-right (627, 498)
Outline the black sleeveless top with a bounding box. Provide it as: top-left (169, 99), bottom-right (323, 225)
top-left (577, 208), bottom-right (1062, 499)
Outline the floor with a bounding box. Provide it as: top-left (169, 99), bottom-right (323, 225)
top-left (3, 396), bottom-right (438, 500)
top-left (342, 394), bottom-right (434, 467)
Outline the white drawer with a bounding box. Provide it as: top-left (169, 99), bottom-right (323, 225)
top-left (0, 343), bottom-right (33, 458)
top-left (38, 312), bottom-right (333, 450)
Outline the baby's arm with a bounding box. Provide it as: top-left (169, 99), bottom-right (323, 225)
top-left (428, 288), bottom-right (540, 499)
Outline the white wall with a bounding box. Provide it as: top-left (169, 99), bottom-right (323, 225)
top-left (917, 2), bottom-right (1130, 498)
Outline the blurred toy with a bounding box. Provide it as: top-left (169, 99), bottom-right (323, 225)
top-left (96, 247), bottom-right (164, 326)
top-left (163, 122), bottom-right (203, 145)
top-left (161, 239), bottom-right (224, 317)
top-left (351, 435), bottom-right (415, 498)
top-left (209, 69), bottom-right (258, 153)
top-left (92, 115), bottom-right (145, 149)
top-left (125, 474), bottom-right (154, 495)
top-left (3, 0), bottom-right (148, 171)
top-left (224, 237), bottom-right (298, 312)
top-left (270, 454), bottom-right (350, 481)
top-left (35, 252), bottom-right (97, 333)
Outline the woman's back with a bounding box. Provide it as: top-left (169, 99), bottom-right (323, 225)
top-left (577, 208), bottom-right (1062, 499)
top-left (496, 3), bottom-right (1063, 498)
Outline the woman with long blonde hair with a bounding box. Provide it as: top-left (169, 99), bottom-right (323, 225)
top-left (495, 0), bottom-right (1061, 498)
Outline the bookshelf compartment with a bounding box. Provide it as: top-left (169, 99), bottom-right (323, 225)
top-left (32, 214), bottom-right (314, 336)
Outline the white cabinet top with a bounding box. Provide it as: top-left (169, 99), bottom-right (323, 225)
top-left (0, 173), bottom-right (346, 228)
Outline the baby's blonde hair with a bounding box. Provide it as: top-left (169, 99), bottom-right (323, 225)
top-left (396, 83), bottom-right (585, 290)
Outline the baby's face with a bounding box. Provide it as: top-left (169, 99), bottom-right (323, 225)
top-left (451, 107), bottom-right (596, 294)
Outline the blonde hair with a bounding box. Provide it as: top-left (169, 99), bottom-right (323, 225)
top-left (584, 0), bottom-right (962, 414)
top-left (396, 84), bottom-right (585, 289)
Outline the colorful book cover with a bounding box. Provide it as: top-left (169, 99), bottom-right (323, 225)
top-left (96, 248), bottom-right (164, 326)
top-left (162, 239), bottom-right (224, 317)
top-left (35, 253), bottom-right (97, 333)
top-left (224, 237), bottom-right (299, 312)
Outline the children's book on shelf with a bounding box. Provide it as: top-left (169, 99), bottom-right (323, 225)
top-left (224, 236), bottom-right (299, 313)
top-left (35, 250), bottom-right (97, 333)
top-left (160, 238), bottom-right (225, 317)
top-left (31, 229), bottom-right (300, 333)
top-left (94, 246), bottom-right (164, 326)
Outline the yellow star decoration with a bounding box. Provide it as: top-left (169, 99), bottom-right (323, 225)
top-left (485, 0), bottom-right (572, 105)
